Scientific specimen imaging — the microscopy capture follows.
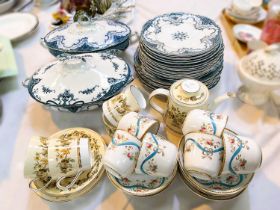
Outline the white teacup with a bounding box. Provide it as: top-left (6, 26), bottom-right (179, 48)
top-left (182, 109), bottom-right (228, 137)
top-left (48, 137), bottom-right (92, 190)
top-left (135, 133), bottom-right (177, 177)
top-left (24, 136), bottom-right (50, 182)
top-left (103, 85), bottom-right (146, 127)
top-left (183, 132), bottom-right (224, 180)
top-left (231, 0), bottom-right (261, 17)
top-left (221, 129), bottom-right (262, 175)
top-left (103, 130), bottom-right (142, 178)
top-left (117, 112), bottom-right (160, 140)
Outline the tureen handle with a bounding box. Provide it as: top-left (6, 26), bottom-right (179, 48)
top-left (40, 38), bottom-right (47, 49)
top-left (22, 78), bottom-right (30, 88)
top-left (208, 92), bottom-right (236, 110)
top-left (149, 88), bottom-right (170, 116)
top-left (130, 31), bottom-right (139, 44)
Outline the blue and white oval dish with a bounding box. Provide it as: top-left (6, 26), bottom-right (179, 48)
top-left (42, 19), bottom-right (131, 57)
top-left (23, 53), bottom-right (132, 112)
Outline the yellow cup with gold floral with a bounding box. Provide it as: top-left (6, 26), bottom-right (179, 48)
top-left (103, 85), bottom-right (147, 127)
top-left (48, 137), bottom-right (92, 190)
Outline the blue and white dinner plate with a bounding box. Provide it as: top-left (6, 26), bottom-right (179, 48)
top-left (135, 12), bottom-right (224, 90)
top-left (24, 53), bottom-right (132, 112)
top-left (43, 19), bottom-right (131, 57)
top-left (141, 13), bottom-right (221, 57)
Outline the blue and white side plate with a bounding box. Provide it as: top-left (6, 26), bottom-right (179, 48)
top-left (24, 53), bottom-right (132, 112)
top-left (43, 19), bottom-right (131, 56)
top-left (107, 167), bottom-right (177, 196)
top-left (141, 12), bottom-right (221, 56)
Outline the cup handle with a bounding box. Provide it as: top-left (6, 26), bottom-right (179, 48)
top-left (29, 178), bottom-right (53, 192)
top-left (148, 88), bottom-right (170, 116)
top-left (56, 170), bottom-right (83, 191)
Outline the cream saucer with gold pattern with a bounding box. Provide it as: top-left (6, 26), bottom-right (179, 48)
top-left (29, 128), bottom-right (106, 202)
top-left (178, 137), bottom-right (254, 200)
top-left (107, 167), bottom-right (177, 197)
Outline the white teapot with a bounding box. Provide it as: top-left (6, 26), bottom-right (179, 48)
top-left (149, 79), bottom-right (235, 133)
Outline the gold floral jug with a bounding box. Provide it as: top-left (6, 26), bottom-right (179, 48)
top-left (149, 79), bottom-right (235, 133)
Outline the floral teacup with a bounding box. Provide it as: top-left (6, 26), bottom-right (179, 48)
top-left (182, 109), bottom-right (228, 137)
top-left (184, 132), bottom-right (224, 180)
top-left (24, 136), bottom-right (50, 182)
top-left (48, 137), bottom-right (92, 190)
top-left (135, 133), bottom-right (177, 177)
top-left (117, 112), bottom-right (160, 140)
top-left (221, 129), bottom-right (262, 175)
top-left (103, 130), bottom-right (141, 178)
top-left (103, 85), bottom-right (147, 127)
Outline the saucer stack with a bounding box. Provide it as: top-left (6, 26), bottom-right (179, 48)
top-left (224, 0), bottom-right (267, 24)
top-left (134, 12), bottom-right (224, 91)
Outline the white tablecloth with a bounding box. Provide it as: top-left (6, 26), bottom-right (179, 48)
top-left (1, 0), bottom-right (280, 209)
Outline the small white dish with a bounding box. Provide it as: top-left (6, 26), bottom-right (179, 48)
top-left (233, 24), bottom-right (261, 43)
top-left (0, 13), bottom-right (39, 42)
top-left (224, 7), bottom-right (267, 24)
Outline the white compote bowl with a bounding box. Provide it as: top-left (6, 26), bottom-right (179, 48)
top-left (237, 44), bottom-right (280, 106)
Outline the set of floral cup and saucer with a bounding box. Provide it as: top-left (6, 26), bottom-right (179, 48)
top-left (103, 112), bottom-right (178, 196)
top-left (177, 109), bottom-right (262, 200)
top-left (24, 128), bottom-right (106, 202)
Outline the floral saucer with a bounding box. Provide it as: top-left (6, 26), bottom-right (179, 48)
top-left (107, 167), bottom-right (177, 197)
top-left (30, 128), bottom-right (106, 202)
top-left (178, 137), bottom-right (254, 200)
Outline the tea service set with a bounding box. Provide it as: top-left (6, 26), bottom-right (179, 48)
top-left (23, 80), bottom-right (263, 200)
top-left (21, 10), bottom-right (267, 201)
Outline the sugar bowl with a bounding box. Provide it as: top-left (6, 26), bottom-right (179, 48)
top-left (237, 44), bottom-right (280, 105)
top-left (149, 79), bottom-right (235, 133)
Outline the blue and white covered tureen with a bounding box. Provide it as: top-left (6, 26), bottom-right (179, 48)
top-left (23, 53), bottom-right (132, 112)
top-left (42, 18), bottom-right (131, 56)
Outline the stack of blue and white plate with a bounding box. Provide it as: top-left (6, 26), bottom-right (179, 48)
top-left (134, 12), bottom-right (224, 90)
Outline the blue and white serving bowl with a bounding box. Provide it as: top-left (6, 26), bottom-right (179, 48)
top-left (23, 53), bottom-right (132, 112)
top-left (41, 18), bottom-right (131, 57)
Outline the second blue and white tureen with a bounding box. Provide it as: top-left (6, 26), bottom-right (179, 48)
top-left (23, 53), bottom-right (132, 112)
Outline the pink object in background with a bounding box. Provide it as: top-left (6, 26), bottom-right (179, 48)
top-left (261, 2), bottom-right (280, 44)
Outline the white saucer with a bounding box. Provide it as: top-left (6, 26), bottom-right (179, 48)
top-left (233, 24), bottom-right (262, 43)
top-left (224, 7), bottom-right (267, 24)
top-left (0, 13), bottom-right (39, 42)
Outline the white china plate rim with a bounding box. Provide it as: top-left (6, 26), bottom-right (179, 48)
top-left (0, 12), bottom-right (39, 42)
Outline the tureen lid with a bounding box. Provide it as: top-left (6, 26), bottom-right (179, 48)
top-left (240, 44), bottom-right (280, 84)
top-left (44, 18), bottom-right (131, 53)
top-left (25, 53), bottom-right (131, 112)
top-left (170, 79), bottom-right (209, 106)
